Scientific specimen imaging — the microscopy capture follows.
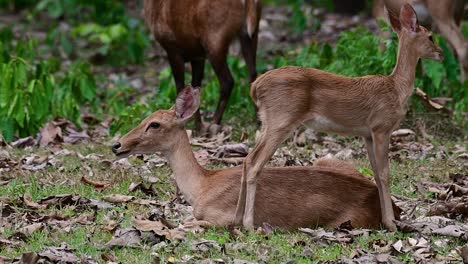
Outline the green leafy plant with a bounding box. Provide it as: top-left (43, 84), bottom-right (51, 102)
top-left (36, 0), bottom-right (126, 25)
top-left (71, 20), bottom-right (149, 65)
top-left (0, 38), bottom-right (96, 141)
top-left (36, 0), bottom-right (149, 65)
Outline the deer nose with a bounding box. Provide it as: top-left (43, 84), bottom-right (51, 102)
top-left (112, 142), bottom-right (121, 153)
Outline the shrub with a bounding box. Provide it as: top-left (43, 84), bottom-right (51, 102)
top-left (0, 39), bottom-right (96, 141)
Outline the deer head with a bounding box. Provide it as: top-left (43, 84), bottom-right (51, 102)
top-left (112, 86), bottom-right (201, 158)
top-left (388, 3), bottom-right (443, 61)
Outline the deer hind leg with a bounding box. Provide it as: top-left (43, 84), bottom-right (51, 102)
top-left (371, 131), bottom-right (397, 231)
top-left (207, 46), bottom-right (234, 125)
top-left (241, 121), bottom-right (299, 228)
top-left (191, 59), bottom-right (206, 130)
top-left (234, 124), bottom-right (266, 225)
top-left (239, 32), bottom-right (258, 83)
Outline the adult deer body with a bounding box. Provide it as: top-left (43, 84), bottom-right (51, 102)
top-left (374, 0), bottom-right (467, 80)
top-left (112, 86), bottom-right (400, 229)
top-left (235, 4), bottom-right (443, 231)
top-left (143, 0), bottom-right (261, 125)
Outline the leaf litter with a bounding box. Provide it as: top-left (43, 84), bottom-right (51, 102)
top-left (1, 118), bottom-right (467, 262)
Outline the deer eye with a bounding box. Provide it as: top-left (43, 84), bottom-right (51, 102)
top-left (148, 122), bottom-right (160, 129)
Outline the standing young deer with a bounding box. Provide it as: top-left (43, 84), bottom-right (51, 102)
top-left (374, 0), bottom-right (467, 80)
top-left (235, 4), bottom-right (443, 231)
top-left (143, 0), bottom-right (261, 126)
top-left (112, 86), bottom-right (400, 229)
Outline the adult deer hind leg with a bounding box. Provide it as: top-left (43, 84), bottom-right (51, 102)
top-left (191, 59), bottom-right (205, 130)
top-left (239, 32), bottom-right (261, 126)
top-left (235, 118), bottom-right (301, 228)
top-left (207, 44), bottom-right (234, 125)
top-left (371, 131), bottom-right (397, 231)
top-left (239, 31), bottom-right (258, 83)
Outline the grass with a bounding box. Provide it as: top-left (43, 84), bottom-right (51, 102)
top-left (0, 135), bottom-right (466, 263)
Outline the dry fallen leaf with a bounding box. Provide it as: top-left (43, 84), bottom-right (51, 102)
top-left (81, 176), bottom-right (111, 190)
top-left (22, 194), bottom-right (47, 210)
top-left (101, 252), bottom-right (119, 264)
top-left (102, 220), bottom-right (120, 232)
top-left (38, 243), bottom-right (80, 263)
top-left (134, 219), bottom-right (168, 236)
top-left (102, 194), bottom-right (135, 203)
top-left (0, 237), bottom-right (22, 248)
top-left (392, 240), bottom-right (403, 253)
top-left (18, 223), bottom-right (44, 236)
top-left (213, 143), bottom-right (249, 158)
top-left (391, 129), bottom-right (416, 143)
top-left (415, 88), bottom-right (450, 113)
top-left (63, 127), bottom-right (90, 144)
top-left (106, 228), bottom-right (142, 249)
top-left (11, 137), bottom-right (36, 148)
top-left (39, 121), bottom-right (62, 147)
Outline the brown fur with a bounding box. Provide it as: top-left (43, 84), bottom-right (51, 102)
top-left (235, 5), bottom-right (443, 231)
top-left (112, 88), bottom-right (400, 229)
top-left (374, 0), bottom-right (467, 80)
top-left (143, 0), bottom-right (261, 125)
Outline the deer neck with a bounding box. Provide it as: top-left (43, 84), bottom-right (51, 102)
top-left (390, 36), bottom-right (420, 105)
top-left (164, 130), bottom-right (206, 205)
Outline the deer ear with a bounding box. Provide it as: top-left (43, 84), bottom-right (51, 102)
top-left (175, 85), bottom-right (200, 123)
top-left (400, 4), bottom-right (419, 33)
top-left (386, 6), bottom-right (401, 33)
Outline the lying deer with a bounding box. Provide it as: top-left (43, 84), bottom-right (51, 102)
top-left (112, 86), bottom-right (400, 229)
top-left (374, 0), bottom-right (467, 80)
top-left (235, 4), bottom-right (442, 231)
top-left (143, 0), bottom-right (261, 126)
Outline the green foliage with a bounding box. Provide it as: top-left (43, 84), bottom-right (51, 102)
top-left (275, 27), bottom-right (397, 76)
top-left (290, 0), bottom-right (307, 34)
top-left (36, 0), bottom-right (149, 65)
top-left (0, 38), bottom-right (96, 141)
top-left (417, 36), bottom-right (467, 114)
top-left (36, 0), bottom-right (126, 25)
top-left (110, 103), bottom-right (155, 136)
top-left (0, 28), bottom-right (36, 63)
top-left (72, 21), bottom-right (149, 65)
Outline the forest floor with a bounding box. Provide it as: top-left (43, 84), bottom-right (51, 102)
top-left (1, 118), bottom-right (467, 263)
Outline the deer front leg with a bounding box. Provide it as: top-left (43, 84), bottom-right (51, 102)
top-left (371, 131), bottom-right (397, 231)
